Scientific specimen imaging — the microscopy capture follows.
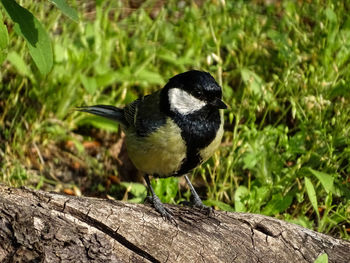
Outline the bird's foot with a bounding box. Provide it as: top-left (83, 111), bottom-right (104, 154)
top-left (190, 194), bottom-right (214, 216)
top-left (145, 195), bottom-right (177, 224)
top-left (184, 174), bottom-right (214, 216)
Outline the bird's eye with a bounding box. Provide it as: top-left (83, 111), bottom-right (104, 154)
top-left (194, 90), bottom-right (203, 97)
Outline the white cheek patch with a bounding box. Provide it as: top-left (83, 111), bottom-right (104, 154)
top-left (168, 88), bottom-right (206, 115)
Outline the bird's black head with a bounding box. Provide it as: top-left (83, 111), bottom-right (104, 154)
top-left (161, 70), bottom-right (227, 115)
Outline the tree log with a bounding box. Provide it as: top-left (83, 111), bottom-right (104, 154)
top-left (0, 185), bottom-right (349, 263)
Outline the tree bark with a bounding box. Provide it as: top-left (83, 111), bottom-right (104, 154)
top-left (0, 185), bottom-right (349, 263)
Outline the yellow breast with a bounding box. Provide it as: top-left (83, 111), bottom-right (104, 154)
top-left (125, 119), bottom-right (186, 177)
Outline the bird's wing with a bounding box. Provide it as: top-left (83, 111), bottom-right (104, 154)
top-left (124, 98), bottom-right (142, 126)
top-left (124, 92), bottom-right (167, 137)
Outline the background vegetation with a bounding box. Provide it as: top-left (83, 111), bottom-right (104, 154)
top-left (1, 0), bottom-right (349, 240)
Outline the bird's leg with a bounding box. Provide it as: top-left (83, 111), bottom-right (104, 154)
top-left (184, 174), bottom-right (213, 215)
top-left (144, 174), bottom-right (175, 222)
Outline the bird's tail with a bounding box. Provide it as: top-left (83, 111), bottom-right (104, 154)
top-left (77, 105), bottom-right (128, 126)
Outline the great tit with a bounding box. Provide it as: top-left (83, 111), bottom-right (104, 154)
top-left (78, 70), bottom-right (227, 221)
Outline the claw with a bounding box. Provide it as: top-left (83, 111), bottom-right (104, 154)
top-left (144, 175), bottom-right (177, 225)
top-left (184, 174), bottom-right (214, 216)
top-left (148, 194), bottom-right (177, 224)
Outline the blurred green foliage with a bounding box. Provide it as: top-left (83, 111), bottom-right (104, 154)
top-left (0, 0), bottom-right (349, 239)
top-left (314, 253), bottom-right (328, 263)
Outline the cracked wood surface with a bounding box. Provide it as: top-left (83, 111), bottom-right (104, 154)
top-left (0, 185), bottom-right (349, 263)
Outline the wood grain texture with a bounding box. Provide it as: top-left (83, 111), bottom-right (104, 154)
top-left (0, 184), bottom-right (349, 263)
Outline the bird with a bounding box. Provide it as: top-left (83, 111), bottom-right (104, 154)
top-left (78, 70), bottom-right (227, 221)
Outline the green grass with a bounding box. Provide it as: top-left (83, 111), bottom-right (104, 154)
top-left (1, 0), bottom-right (350, 239)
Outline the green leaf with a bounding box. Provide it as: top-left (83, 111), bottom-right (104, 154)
top-left (49, 0), bottom-right (78, 22)
top-left (135, 69), bottom-right (164, 85)
top-left (204, 199), bottom-right (235, 212)
top-left (305, 177), bottom-right (320, 218)
top-left (325, 8), bottom-right (337, 24)
top-left (262, 192), bottom-right (293, 215)
top-left (152, 177), bottom-right (178, 204)
top-left (253, 185), bottom-right (270, 204)
top-left (308, 168), bottom-right (335, 194)
top-left (0, 12), bottom-right (8, 49)
top-left (314, 253), bottom-right (328, 263)
top-left (329, 83), bottom-right (350, 99)
top-left (0, 12), bottom-right (8, 63)
top-left (234, 186), bottom-right (249, 212)
top-left (96, 72), bottom-right (118, 87)
top-left (77, 116), bottom-right (119, 132)
top-left (121, 182), bottom-right (146, 197)
top-left (0, 51), bottom-right (5, 64)
top-left (241, 68), bottom-right (264, 97)
top-left (1, 0), bottom-right (53, 75)
top-left (80, 74), bottom-right (97, 95)
top-left (285, 215), bottom-right (314, 229)
top-left (120, 182), bottom-right (147, 203)
top-left (7, 51), bottom-right (31, 76)
top-left (54, 43), bottom-right (67, 63)
top-left (242, 152), bottom-right (258, 170)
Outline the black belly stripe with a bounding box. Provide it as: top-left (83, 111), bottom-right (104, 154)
top-left (172, 107), bottom-right (221, 176)
top-left (176, 149), bottom-right (201, 175)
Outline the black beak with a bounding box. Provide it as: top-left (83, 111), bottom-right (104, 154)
top-left (211, 98), bottom-right (227, 109)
